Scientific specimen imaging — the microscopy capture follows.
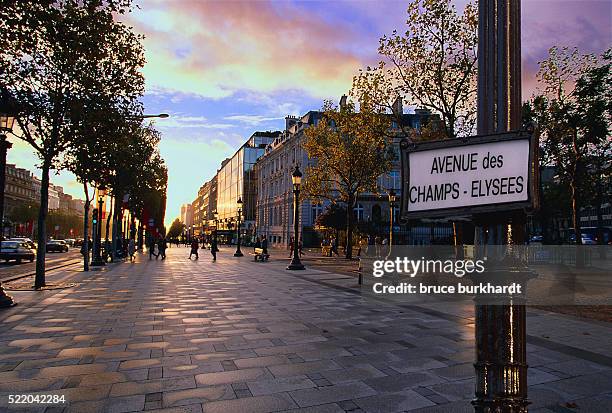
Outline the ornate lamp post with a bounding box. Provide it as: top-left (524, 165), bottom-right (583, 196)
top-left (234, 198), bottom-right (243, 257)
top-left (287, 165), bottom-right (305, 270)
top-left (91, 186), bottom-right (107, 266)
top-left (387, 189), bottom-right (397, 257)
top-left (0, 92), bottom-right (17, 307)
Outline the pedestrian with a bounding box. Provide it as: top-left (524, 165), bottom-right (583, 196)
top-left (211, 236), bottom-right (218, 261)
top-left (288, 236), bottom-right (294, 257)
top-left (149, 237), bottom-right (157, 260)
top-left (261, 235), bottom-right (268, 256)
top-left (159, 237), bottom-right (167, 260)
top-left (255, 236), bottom-right (261, 250)
top-left (128, 238), bottom-right (136, 262)
top-left (331, 237), bottom-right (339, 256)
top-left (189, 237), bottom-right (199, 260)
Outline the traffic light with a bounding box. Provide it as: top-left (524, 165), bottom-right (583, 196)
top-left (92, 208), bottom-right (98, 224)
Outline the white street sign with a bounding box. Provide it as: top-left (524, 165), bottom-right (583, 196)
top-left (402, 134), bottom-right (536, 218)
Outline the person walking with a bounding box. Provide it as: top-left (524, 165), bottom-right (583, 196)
top-left (331, 237), bottom-right (339, 256)
top-left (159, 237), bottom-right (167, 260)
top-left (128, 238), bottom-right (136, 262)
top-left (261, 235), bottom-right (268, 256)
top-left (210, 237), bottom-right (218, 261)
top-left (148, 237), bottom-right (157, 260)
top-left (189, 237), bottom-right (199, 260)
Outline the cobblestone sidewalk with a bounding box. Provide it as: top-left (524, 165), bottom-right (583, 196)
top-left (0, 247), bottom-right (610, 413)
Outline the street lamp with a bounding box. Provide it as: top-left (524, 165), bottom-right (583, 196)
top-left (91, 186), bottom-right (107, 266)
top-left (387, 189), bottom-right (397, 258)
top-left (0, 91), bottom-right (17, 307)
top-left (234, 198), bottom-right (243, 257)
top-left (287, 165), bottom-right (305, 270)
top-left (213, 210), bottom-right (218, 247)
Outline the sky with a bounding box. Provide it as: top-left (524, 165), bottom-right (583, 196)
top-left (6, 0), bottom-right (611, 226)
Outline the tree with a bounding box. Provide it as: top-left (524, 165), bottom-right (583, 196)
top-left (303, 98), bottom-right (395, 259)
top-left (531, 47), bottom-right (611, 245)
top-left (0, 0), bottom-right (138, 287)
top-left (352, 0), bottom-right (478, 139)
top-left (167, 218), bottom-right (185, 239)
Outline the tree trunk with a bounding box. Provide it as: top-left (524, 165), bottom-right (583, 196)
top-left (571, 129), bottom-right (582, 246)
top-left (570, 128), bottom-right (584, 268)
top-left (82, 183), bottom-right (90, 272)
top-left (345, 195), bottom-right (355, 259)
top-left (34, 160), bottom-right (51, 289)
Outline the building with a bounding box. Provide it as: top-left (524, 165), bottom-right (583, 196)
top-left (48, 185), bottom-right (60, 210)
top-left (255, 113), bottom-right (321, 247)
top-left (3, 164), bottom-right (37, 221)
top-left (180, 203), bottom-right (193, 228)
top-left (215, 131), bottom-right (280, 243)
top-left (254, 101), bottom-right (444, 247)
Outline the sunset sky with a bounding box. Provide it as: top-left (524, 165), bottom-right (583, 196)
top-left (6, 0), bottom-right (611, 226)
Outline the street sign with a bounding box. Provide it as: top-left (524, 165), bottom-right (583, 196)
top-left (400, 130), bottom-right (538, 219)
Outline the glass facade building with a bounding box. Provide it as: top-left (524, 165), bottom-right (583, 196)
top-left (216, 131), bottom-right (281, 239)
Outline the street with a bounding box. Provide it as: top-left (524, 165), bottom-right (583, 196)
top-left (0, 250), bottom-right (82, 282)
top-left (0, 246), bottom-right (611, 413)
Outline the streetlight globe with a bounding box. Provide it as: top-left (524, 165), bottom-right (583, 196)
top-left (291, 165), bottom-right (302, 188)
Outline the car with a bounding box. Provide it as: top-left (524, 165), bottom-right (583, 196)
top-left (529, 235), bottom-right (544, 244)
top-left (9, 237), bottom-right (36, 249)
top-left (0, 240), bottom-right (35, 263)
top-left (46, 240), bottom-right (69, 252)
top-left (64, 238), bottom-right (76, 247)
top-left (569, 234), bottom-right (597, 245)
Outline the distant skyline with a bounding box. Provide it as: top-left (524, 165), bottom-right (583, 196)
top-left (6, 0), bottom-right (611, 226)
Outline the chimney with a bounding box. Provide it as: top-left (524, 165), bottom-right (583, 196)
top-left (339, 94), bottom-right (347, 108)
top-left (285, 115), bottom-right (297, 131)
top-left (392, 96), bottom-right (403, 116)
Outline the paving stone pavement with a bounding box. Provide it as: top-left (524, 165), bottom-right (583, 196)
top-left (0, 246), bottom-right (610, 413)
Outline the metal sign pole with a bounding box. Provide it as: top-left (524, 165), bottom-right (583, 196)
top-left (473, 1), bottom-right (529, 412)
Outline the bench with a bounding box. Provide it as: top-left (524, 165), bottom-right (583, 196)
top-left (253, 247), bottom-right (269, 262)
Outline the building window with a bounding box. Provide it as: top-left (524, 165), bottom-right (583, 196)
top-left (354, 203), bottom-right (364, 222)
top-left (389, 171), bottom-right (400, 190)
top-left (311, 203), bottom-right (323, 222)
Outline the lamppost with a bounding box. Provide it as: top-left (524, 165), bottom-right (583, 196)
top-left (91, 186), bottom-right (107, 266)
top-left (191, 224), bottom-right (195, 242)
top-left (287, 165), bottom-right (305, 270)
top-left (213, 210), bottom-right (218, 247)
top-left (234, 198), bottom-right (243, 257)
top-left (0, 91), bottom-right (17, 307)
top-left (387, 189), bottom-right (397, 258)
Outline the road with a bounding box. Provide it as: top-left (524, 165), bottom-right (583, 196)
top-left (0, 249), bottom-right (82, 282)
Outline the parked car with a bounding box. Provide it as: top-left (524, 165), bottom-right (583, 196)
top-left (568, 234), bottom-right (597, 245)
top-left (9, 237), bottom-right (36, 249)
top-left (529, 235), bottom-right (543, 244)
top-left (0, 240), bottom-right (35, 263)
top-left (46, 240), bottom-right (69, 252)
top-left (64, 238), bottom-right (76, 247)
